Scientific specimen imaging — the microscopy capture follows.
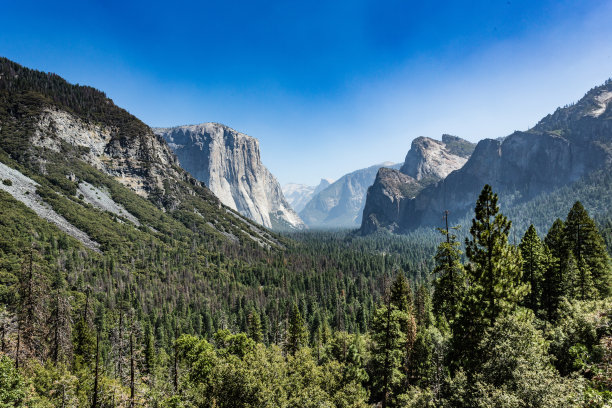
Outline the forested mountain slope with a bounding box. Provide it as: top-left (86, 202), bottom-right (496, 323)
top-left (0, 57), bottom-right (282, 249)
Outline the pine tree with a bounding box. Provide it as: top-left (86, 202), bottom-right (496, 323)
top-left (414, 283), bottom-right (433, 327)
top-left (285, 303), bottom-right (307, 355)
top-left (389, 274), bottom-right (418, 387)
top-left (576, 255), bottom-right (596, 300)
top-left (48, 267), bottom-right (72, 363)
top-left (432, 217), bottom-right (466, 325)
top-left (247, 309), bottom-right (263, 343)
top-left (18, 245), bottom-right (48, 362)
top-left (410, 326), bottom-right (435, 388)
top-left (564, 202), bottom-right (611, 297)
top-left (519, 225), bottom-right (546, 313)
top-left (451, 185), bottom-right (528, 370)
top-left (72, 317), bottom-right (96, 370)
top-left (370, 301), bottom-right (408, 408)
top-left (390, 273), bottom-right (411, 312)
top-left (463, 185), bottom-right (528, 326)
top-left (543, 218), bottom-right (568, 320)
top-left (143, 323), bottom-right (156, 377)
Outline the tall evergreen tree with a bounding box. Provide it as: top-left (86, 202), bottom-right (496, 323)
top-left (285, 303), bottom-right (307, 355)
top-left (432, 218), bottom-right (466, 325)
top-left (247, 309), bottom-right (263, 343)
top-left (390, 273), bottom-right (411, 313)
top-left (388, 274), bottom-right (418, 388)
top-left (370, 300), bottom-right (408, 408)
top-left (564, 202), bottom-right (611, 297)
top-left (519, 225), bottom-right (547, 313)
top-left (414, 283), bottom-right (433, 327)
top-left (48, 267), bottom-right (72, 363)
top-left (543, 218), bottom-right (567, 320)
top-left (143, 323), bottom-right (156, 377)
top-left (451, 185), bottom-right (528, 370)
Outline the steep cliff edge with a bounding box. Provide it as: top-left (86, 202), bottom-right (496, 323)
top-left (361, 135), bottom-right (475, 234)
top-left (154, 124), bottom-right (305, 231)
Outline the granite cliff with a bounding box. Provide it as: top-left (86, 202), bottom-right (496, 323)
top-left (361, 135), bottom-right (475, 233)
top-left (154, 124), bottom-right (305, 231)
top-left (361, 80), bottom-right (612, 234)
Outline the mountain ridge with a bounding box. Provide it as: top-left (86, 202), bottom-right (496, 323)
top-left (361, 135), bottom-right (475, 233)
top-left (299, 161), bottom-right (401, 228)
top-left (361, 79), bottom-right (612, 234)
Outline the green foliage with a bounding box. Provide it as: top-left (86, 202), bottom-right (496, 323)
top-left (519, 224), bottom-right (547, 314)
top-left (285, 303), bottom-right (308, 355)
top-left (452, 185), bottom-right (528, 370)
top-left (432, 223), bottom-right (466, 325)
top-left (1, 163), bottom-right (611, 407)
top-left (565, 202), bottom-right (611, 298)
top-left (247, 309), bottom-right (263, 343)
top-left (369, 301), bottom-right (409, 407)
top-left (0, 354), bottom-right (26, 407)
top-left (543, 218), bottom-right (568, 320)
top-left (445, 310), bottom-right (584, 408)
top-left (72, 318), bottom-right (96, 370)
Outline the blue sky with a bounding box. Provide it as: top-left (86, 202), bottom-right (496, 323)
top-left (2, 0), bottom-right (612, 185)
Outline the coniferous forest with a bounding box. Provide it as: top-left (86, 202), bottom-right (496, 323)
top-left (1, 179), bottom-right (611, 407)
top-left (1, 58), bottom-right (612, 407)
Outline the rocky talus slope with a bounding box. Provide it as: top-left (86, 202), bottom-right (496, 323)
top-left (154, 124), bottom-right (305, 231)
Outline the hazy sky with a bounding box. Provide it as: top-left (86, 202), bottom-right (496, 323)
top-left (2, 0), bottom-right (612, 185)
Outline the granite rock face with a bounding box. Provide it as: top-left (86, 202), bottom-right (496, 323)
top-left (361, 135), bottom-right (475, 234)
top-left (361, 80), bottom-right (612, 234)
top-left (400, 135), bottom-right (471, 181)
top-left (299, 162), bottom-right (401, 228)
top-left (32, 107), bottom-right (188, 209)
top-left (154, 123), bottom-right (305, 230)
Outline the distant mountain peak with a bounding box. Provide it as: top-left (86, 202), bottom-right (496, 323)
top-left (298, 161), bottom-right (401, 229)
top-left (400, 135), bottom-right (475, 181)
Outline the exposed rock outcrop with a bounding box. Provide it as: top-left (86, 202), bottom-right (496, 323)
top-left (361, 135), bottom-right (475, 234)
top-left (0, 56), bottom-right (283, 248)
top-left (154, 123), bottom-right (305, 231)
top-left (32, 107), bottom-right (187, 208)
